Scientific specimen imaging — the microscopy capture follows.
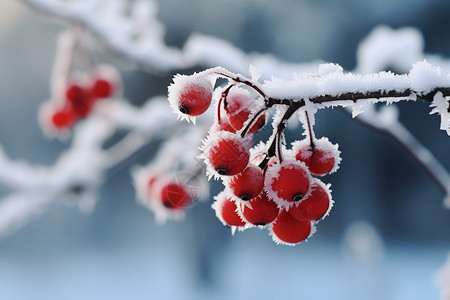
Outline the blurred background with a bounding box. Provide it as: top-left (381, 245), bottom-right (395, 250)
top-left (0, 0), bottom-right (449, 299)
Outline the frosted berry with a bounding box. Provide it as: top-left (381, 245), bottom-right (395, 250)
top-left (212, 192), bottom-right (246, 227)
top-left (271, 209), bottom-right (311, 245)
top-left (225, 88), bottom-right (266, 133)
top-left (91, 78), bottom-right (113, 99)
top-left (226, 164), bottom-right (264, 200)
top-left (289, 180), bottom-right (331, 221)
top-left (168, 75), bottom-right (214, 117)
top-left (239, 192), bottom-right (279, 226)
top-left (207, 137), bottom-right (250, 176)
top-left (160, 183), bottom-right (192, 210)
top-left (51, 107), bottom-right (77, 129)
top-left (65, 85), bottom-right (92, 118)
top-left (293, 138), bottom-right (339, 176)
top-left (219, 119), bottom-right (237, 133)
top-left (265, 160), bottom-right (310, 205)
top-left (66, 84), bottom-right (84, 103)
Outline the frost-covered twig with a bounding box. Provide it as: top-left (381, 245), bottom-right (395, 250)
top-left (0, 98), bottom-right (209, 237)
top-left (21, 0), bottom-right (318, 76)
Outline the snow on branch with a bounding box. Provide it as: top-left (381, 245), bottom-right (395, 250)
top-left (198, 62), bottom-right (450, 134)
top-left (21, 0), bottom-right (319, 76)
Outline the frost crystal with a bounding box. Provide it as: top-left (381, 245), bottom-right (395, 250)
top-left (430, 92), bottom-right (450, 135)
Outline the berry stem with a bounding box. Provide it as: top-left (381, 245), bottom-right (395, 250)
top-left (217, 83), bottom-right (234, 126)
top-left (215, 71), bottom-right (267, 101)
top-left (304, 111), bottom-right (316, 149)
top-left (262, 105), bottom-right (300, 167)
top-left (240, 107), bottom-right (267, 137)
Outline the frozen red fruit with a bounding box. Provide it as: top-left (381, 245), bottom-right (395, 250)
top-left (226, 164), bottom-right (264, 200)
top-left (51, 106), bottom-right (77, 129)
top-left (207, 137), bottom-right (250, 176)
top-left (265, 160), bottom-right (310, 205)
top-left (225, 88), bottom-right (266, 133)
top-left (168, 74), bottom-right (214, 117)
top-left (221, 198), bottom-right (246, 227)
top-left (66, 84), bottom-right (84, 103)
top-left (289, 180), bottom-right (331, 221)
top-left (160, 183), bottom-right (192, 210)
top-left (91, 78), bottom-right (113, 99)
top-left (293, 137), bottom-right (340, 176)
top-left (239, 193), bottom-right (279, 226)
top-left (271, 209), bottom-right (311, 245)
top-left (212, 192), bottom-right (246, 228)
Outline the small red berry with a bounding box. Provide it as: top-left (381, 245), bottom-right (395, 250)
top-left (65, 85), bottom-right (92, 118)
top-left (225, 88), bottom-right (266, 133)
top-left (91, 78), bottom-right (113, 99)
top-left (51, 106), bottom-right (77, 129)
top-left (293, 137), bottom-right (340, 176)
top-left (168, 75), bottom-right (213, 117)
top-left (271, 209), bottom-right (312, 245)
top-left (239, 193), bottom-right (279, 226)
top-left (212, 192), bottom-right (246, 228)
top-left (265, 160), bottom-right (310, 206)
top-left (66, 84), bottom-right (84, 102)
top-left (226, 164), bottom-right (264, 201)
top-left (160, 183), bottom-right (192, 210)
top-left (207, 136), bottom-right (250, 176)
top-left (288, 180), bottom-right (331, 221)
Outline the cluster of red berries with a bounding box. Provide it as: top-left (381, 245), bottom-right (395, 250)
top-left (168, 69), bottom-right (341, 245)
top-left (208, 137), bottom-right (338, 245)
top-left (42, 66), bottom-right (119, 132)
top-left (136, 170), bottom-right (197, 223)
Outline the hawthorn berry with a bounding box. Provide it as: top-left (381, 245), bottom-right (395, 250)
top-left (288, 180), bottom-right (331, 221)
top-left (65, 84), bottom-right (92, 118)
top-left (265, 159), bottom-right (311, 207)
top-left (212, 191), bottom-right (246, 228)
top-left (270, 209), bottom-right (312, 245)
top-left (168, 74), bottom-right (214, 118)
top-left (160, 183), bottom-right (192, 210)
top-left (51, 107), bottom-right (77, 129)
top-left (224, 88), bottom-right (266, 133)
top-left (91, 78), bottom-right (113, 99)
top-left (226, 164), bottom-right (264, 201)
top-left (239, 192), bottom-right (279, 226)
top-left (65, 83), bottom-right (85, 103)
top-left (292, 137), bottom-right (340, 176)
top-left (205, 133), bottom-right (250, 176)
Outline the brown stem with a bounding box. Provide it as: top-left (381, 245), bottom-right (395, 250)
top-left (304, 111), bottom-right (315, 149)
top-left (268, 87), bottom-right (450, 109)
top-left (215, 71), bottom-right (267, 100)
top-left (240, 107), bottom-right (267, 137)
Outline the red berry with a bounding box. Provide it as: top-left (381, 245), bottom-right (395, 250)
top-left (91, 78), bottom-right (113, 99)
top-left (51, 106), bottom-right (77, 129)
top-left (226, 164), bottom-right (264, 200)
top-left (289, 180), bottom-right (331, 221)
top-left (66, 84), bottom-right (84, 102)
top-left (225, 88), bottom-right (265, 133)
top-left (239, 193), bottom-right (279, 226)
top-left (207, 136), bottom-right (250, 176)
top-left (212, 192), bottom-right (246, 227)
top-left (265, 160), bottom-right (310, 206)
top-left (65, 85), bottom-right (92, 118)
top-left (160, 183), bottom-right (192, 210)
top-left (271, 209), bottom-right (312, 245)
top-left (168, 75), bottom-right (213, 117)
top-left (293, 138), bottom-right (339, 176)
